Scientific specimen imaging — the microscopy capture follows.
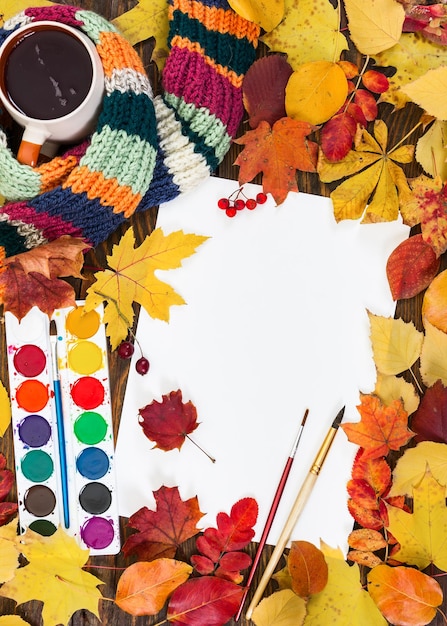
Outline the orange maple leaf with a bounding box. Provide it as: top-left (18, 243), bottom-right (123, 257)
top-left (0, 236), bottom-right (87, 319)
top-left (233, 117), bottom-right (318, 205)
top-left (342, 394), bottom-right (414, 460)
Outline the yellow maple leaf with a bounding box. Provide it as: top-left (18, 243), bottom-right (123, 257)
top-left (0, 527), bottom-right (103, 626)
top-left (228, 0), bottom-right (284, 32)
top-left (251, 589), bottom-right (306, 626)
top-left (368, 312), bottom-right (423, 376)
top-left (387, 467), bottom-right (447, 571)
top-left (344, 0), bottom-right (404, 55)
top-left (304, 542), bottom-right (387, 625)
top-left (374, 373), bottom-right (420, 416)
top-left (84, 226), bottom-right (208, 349)
top-left (318, 120), bottom-right (414, 222)
top-left (261, 0), bottom-right (348, 68)
top-left (112, 0), bottom-right (170, 70)
top-left (420, 320), bottom-right (447, 387)
top-left (374, 33), bottom-right (447, 110)
top-left (0, 380), bottom-right (11, 437)
top-left (0, 0), bottom-right (54, 25)
top-left (415, 121), bottom-right (447, 180)
top-left (0, 520), bottom-right (20, 585)
top-left (389, 441), bottom-right (447, 498)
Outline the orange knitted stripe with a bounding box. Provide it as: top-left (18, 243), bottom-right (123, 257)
top-left (37, 155), bottom-right (78, 194)
top-left (170, 0), bottom-right (260, 42)
top-left (0, 246), bottom-right (6, 281)
top-left (63, 166), bottom-right (142, 218)
top-left (170, 35), bottom-right (243, 87)
top-left (97, 31), bottom-right (146, 77)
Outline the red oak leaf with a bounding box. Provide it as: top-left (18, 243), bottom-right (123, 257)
top-left (386, 234), bottom-right (440, 300)
top-left (139, 389), bottom-right (199, 452)
top-left (122, 485), bottom-right (205, 560)
top-left (411, 379), bottom-right (447, 443)
top-left (0, 453), bottom-right (18, 525)
top-left (167, 576), bottom-right (244, 625)
top-left (342, 395), bottom-right (414, 460)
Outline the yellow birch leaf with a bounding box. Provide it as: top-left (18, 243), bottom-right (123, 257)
top-left (415, 121), bottom-right (447, 180)
top-left (374, 33), bottom-right (447, 110)
top-left (387, 467), bottom-right (447, 571)
top-left (402, 66), bottom-right (447, 121)
top-left (228, 0), bottom-right (284, 32)
top-left (112, 0), bottom-right (170, 70)
top-left (368, 312), bottom-right (423, 376)
top-left (420, 321), bottom-right (447, 387)
top-left (0, 380), bottom-right (11, 437)
top-left (304, 542), bottom-right (387, 625)
top-left (0, 0), bottom-right (54, 25)
top-left (389, 441), bottom-right (447, 497)
top-left (285, 61), bottom-right (348, 125)
top-left (261, 0), bottom-right (348, 68)
top-left (85, 226), bottom-right (208, 349)
top-left (0, 527), bottom-right (103, 626)
top-left (422, 268), bottom-right (447, 332)
top-left (374, 373), bottom-right (420, 416)
top-left (251, 589), bottom-right (306, 626)
top-left (0, 520), bottom-right (20, 584)
top-left (344, 0), bottom-right (404, 55)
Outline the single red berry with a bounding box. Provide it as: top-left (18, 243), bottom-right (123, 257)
top-left (246, 198), bottom-right (257, 210)
top-left (136, 356), bottom-right (150, 375)
top-left (226, 206), bottom-right (237, 218)
top-left (234, 198), bottom-right (245, 210)
top-left (117, 341), bottom-right (135, 359)
top-left (218, 197), bottom-right (230, 210)
top-left (256, 192), bottom-right (267, 204)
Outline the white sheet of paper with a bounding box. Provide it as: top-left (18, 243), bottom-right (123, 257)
top-left (115, 176), bottom-right (409, 553)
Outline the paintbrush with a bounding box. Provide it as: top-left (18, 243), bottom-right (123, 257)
top-left (245, 406), bottom-right (345, 620)
top-left (235, 408), bottom-right (309, 621)
top-left (50, 319), bottom-right (70, 529)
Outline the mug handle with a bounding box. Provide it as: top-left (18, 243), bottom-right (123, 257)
top-left (17, 140), bottom-right (42, 167)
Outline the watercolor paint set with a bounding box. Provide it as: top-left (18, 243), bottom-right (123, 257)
top-left (5, 302), bottom-right (121, 555)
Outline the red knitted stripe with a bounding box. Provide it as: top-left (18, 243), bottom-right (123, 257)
top-left (163, 46), bottom-right (243, 137)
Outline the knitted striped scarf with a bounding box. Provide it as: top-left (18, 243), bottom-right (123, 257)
top-left (0, 2), bottom-right (259, 261)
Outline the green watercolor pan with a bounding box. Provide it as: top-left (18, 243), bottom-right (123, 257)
top-left (5, 302), bottom-right (120, 555)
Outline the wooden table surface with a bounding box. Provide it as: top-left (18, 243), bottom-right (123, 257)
top-left (0, 1), bottom-right (442, 625)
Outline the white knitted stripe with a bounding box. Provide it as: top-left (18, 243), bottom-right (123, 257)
top-left (105, 68), bottom-right (154, 98)
top-left (154, 96), bottom-right (210, 193)
top-left (0, 213), bottom-right (47, 249)
top-left (3, 12), bottom-right (32, 30)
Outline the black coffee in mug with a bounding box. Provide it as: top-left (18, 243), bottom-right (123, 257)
top-left (4, 29), bottom-right (93, 120)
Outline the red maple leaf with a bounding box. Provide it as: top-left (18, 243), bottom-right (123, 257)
top-left (0, 453), bottom-right (18, 526)
top-left (342, 395), bottom-right (414, 460)
top-left (139, 389), bottom-right (199, 452)
top-left (122, 485), bottom-right (205, 560)
top-left (411, 380), bottom-right (447, 444)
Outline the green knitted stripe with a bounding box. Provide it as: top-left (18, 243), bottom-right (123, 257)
top-left (80, 125), bottom-right (157, 195)
top-left (75, 9), bottom-right (118, 44)
top-left (164, 92), bottom-right (230, 162)
top-left (0, 149), bottom-right (41, 200)
top-left (170, 9), bottom-right (256, 77)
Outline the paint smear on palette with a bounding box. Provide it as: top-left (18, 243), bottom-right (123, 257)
top-left (5, 304), bottom-right (121, 555)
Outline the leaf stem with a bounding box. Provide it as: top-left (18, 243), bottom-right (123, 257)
top-left (389, 120), bottom-right (424, 153)
top-left (186, 435), bottom-right (216, 463)
top-left (408, 366), bottom-right (424, 395)
top-left (93, 289), bottom-right (143, 355)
